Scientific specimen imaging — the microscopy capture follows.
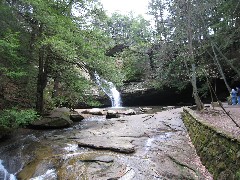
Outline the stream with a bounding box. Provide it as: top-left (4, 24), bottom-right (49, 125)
top-left (0, 107), bottom-right (212, 180)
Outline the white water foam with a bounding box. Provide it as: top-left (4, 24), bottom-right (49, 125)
top-left (64, 144), bottom-right (78, 152)
top-left (0, 160), bottom-right (16, 180)
top-left (95, 73), bottom-right (122, 107)
top-left (145, 137), bottom-right (155, 151)
top-left (29, 169), bottom-right (57, 180)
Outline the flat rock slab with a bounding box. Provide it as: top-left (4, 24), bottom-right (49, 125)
top-left (70, 108), bottom-right (213, 179)
top-left (77, 137), bottom-right (135, 153)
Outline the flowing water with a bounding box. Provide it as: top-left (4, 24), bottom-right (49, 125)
top-left (94, 73), bottom-right (122, 107)
top-left (0, 109), bottom-right (151, 179)
top-left (0, 160), bottom-right (16, 180)
top-left (0, 114), bottom-right (122, 179)
top-left (0, 107), bottom-right (212, 179)
top-left (0, 76), bottom-right (123, 179)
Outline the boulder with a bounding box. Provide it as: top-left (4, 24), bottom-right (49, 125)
top-left (142, 107), bottom-right (153, 111)
top-left (81, 108), bottom-right (105, 115)
top-left (162, 106), bottom-right (175, 110)
top-left (70, 111), bottom-right (84, 122)
top-left (106, 110), bottom-right (120, 119)
top-left (139, 107), bottom-right (152, 112)
top-left (124, 109), bottom-right (136, 115)
top-left (31, 107), bottom-right (73, 129)
top-left (77, 137), bottom-right (135, 154)
top-left (51, 107), bottom-right (70, 115)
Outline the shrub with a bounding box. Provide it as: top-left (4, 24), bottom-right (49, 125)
top-left (0, 108), bottom-right (39, 128)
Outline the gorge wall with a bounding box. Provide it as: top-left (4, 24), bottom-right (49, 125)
top-left (83, 78), bottom-right (230, 108)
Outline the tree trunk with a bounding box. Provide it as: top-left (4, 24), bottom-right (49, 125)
top-left (187, 0), bottom-right (204, 110)
top-left (211, 43), bottom-right (231, 92)
top-left (147, 49), bottom-right (155, 70)
top-left (36, 47), bottom-right (46, 114)
top-left (36, 24), bottom-right (47, 114)
top-left (191, 63), bottom-right (204, 110)
top-left (52, 77), bottom-right (60, 98)
top-left (214, 44), bottom-right (240, 78)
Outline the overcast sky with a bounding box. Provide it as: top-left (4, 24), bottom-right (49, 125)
top-left (100, 0), bottom-right (150, 18)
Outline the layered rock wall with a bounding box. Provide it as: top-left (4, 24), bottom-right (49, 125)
top-left (182, 108), bottom-right (240, 179)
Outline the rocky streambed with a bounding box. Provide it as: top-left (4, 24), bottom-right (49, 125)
top-left (0, 107), bottom-right (212, 179)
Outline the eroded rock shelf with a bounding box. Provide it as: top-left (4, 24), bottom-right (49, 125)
top-left (183, 108), bottom-right (240, 179)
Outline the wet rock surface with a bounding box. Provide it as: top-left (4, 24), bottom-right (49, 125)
top-left (70, 111), bottom-right (85, 122)
top-left (0, 107), bottom-right (212, 179)
top-left (106, 110), bottom-right (120, 119)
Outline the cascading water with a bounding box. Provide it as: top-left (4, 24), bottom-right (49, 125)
top-left (95, 73), bottom-right (122, 107)
top-left (0, 160), bottom-right (16, 180)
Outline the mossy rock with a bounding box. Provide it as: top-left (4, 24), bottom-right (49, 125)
top-left (17, 145), bottom-right (54, 179)
top-left (30, 107), bottom-right (73, 129)
top-left (182, 108), bottom-right (240, 180)
top-left (31, 117), bottom-right (73, 129)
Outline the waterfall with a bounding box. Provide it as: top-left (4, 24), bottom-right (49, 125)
top-left (94, 73), bottom-right (122, 107)
top-left (0, 160), bottom-right (16, 180)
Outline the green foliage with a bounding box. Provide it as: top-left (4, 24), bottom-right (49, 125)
top-left (147, 0), bottom-right (240, 99)
top-left (103, 13), bottom-right (152, 83)
top-left (0, 30), bottom-right (27, 78)
top-left (0, 0), bottom-right (238, 115)
top-left (52, 70), bottom-right (94, 108)
top-left (0, 108), bottom-right (39, 128)
top-left (0, 1), bottom-right (29, 79)
top-left (236, 171), bottom-right (240, 179)
top-left (105, 13), bottom-right (152, 46)
top-left (120, 49), bottom-right (149, 82)
top-left (0, 0), bottom-right (125, 113)
top-left (0, 1), bottom-right (37, 111)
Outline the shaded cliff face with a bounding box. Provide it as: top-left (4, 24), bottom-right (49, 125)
top-left (85, 78), bottom-right (230, 108)
top-left (120, 82), bottom-right (194, 107)
top-left (119, 79), bottom-right (230, 107)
